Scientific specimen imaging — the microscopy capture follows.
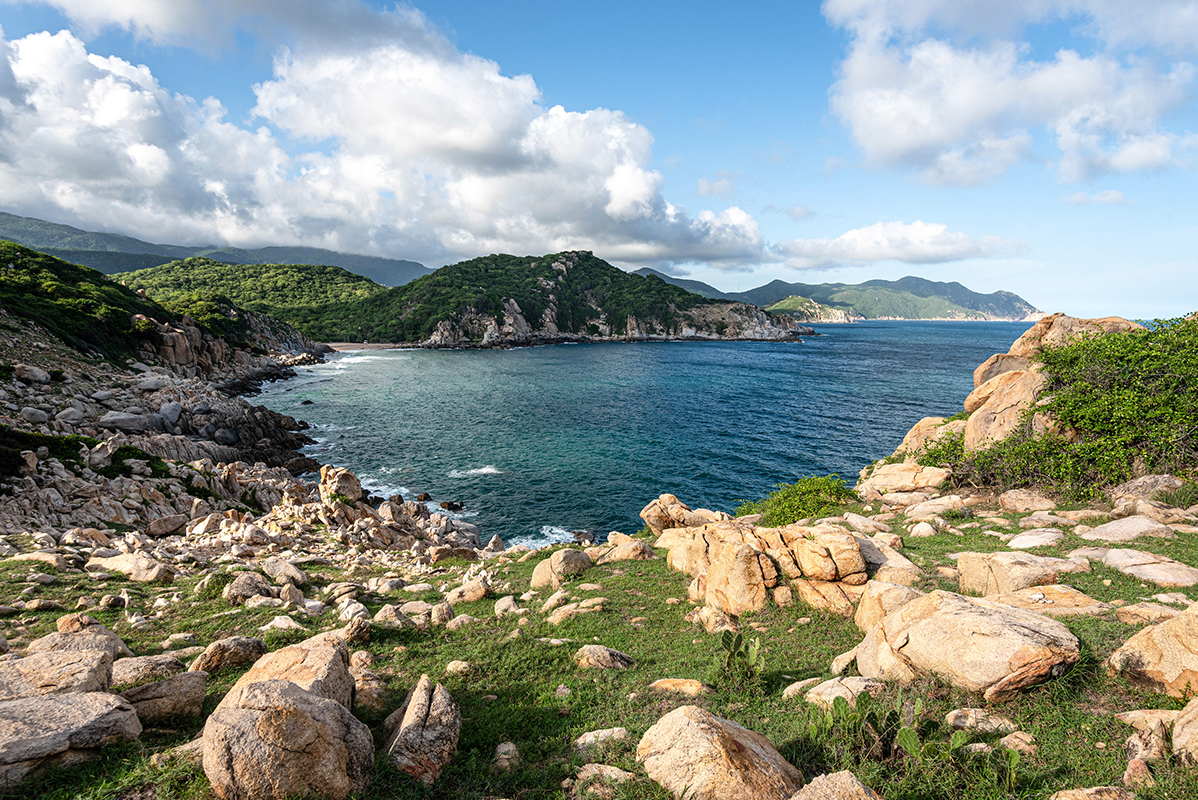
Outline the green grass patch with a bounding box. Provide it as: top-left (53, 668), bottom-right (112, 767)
top-left (735, 475), bottom-right (857, 526)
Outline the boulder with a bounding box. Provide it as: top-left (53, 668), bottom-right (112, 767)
top-left (963, 369), bottom-right (1046, 452)
top-left (85, 552), bottom-right (177, 583)
top-left (97, 411), bottom-right (155, 433)
top-left (146, 514), bottom-right (188, 537)
top-left (894, 417), bottom-right (966, 460)
top-left (852, 535), bottom-right (924, 585)
top-left (318, 465), bottom-right (362, 506)
top-left (0, 694), bottom-right (140, 784)
top-left (974, 353), bottom-right (1031, 388)
top-left (261, 557), bottom-right (307, 586)
top-left (1106, 603), bottom-right (1198, 698)
top-left (445, 575), bottom-right (490, 605)
top-left (640, 494), bottom-right (729, 535)
top-left (957, 551), bottom-right (1089, 596)
top-left (12, 364), bottom-right (50, 383)
top-left (648, 678), bottom-right (713, 696)
top-left (119, 671), bottom-right (207, 723)
top-left (1111, 475), bottom-right (1185, 503)
top-left (597, 534), bottom-right (657, 563)
top-left (1116, 603), bottom-right (1180, 625)
top-left (986, 585), bottom-right (1113, 618)
top-left (636, 705), bottom-right (805, 800)
top-left (789, 771), bottom-right (881, 800)
top-left (903, 495), bottom-right (965, 520)
top-left (853, 590), bottom-right (1080, 702)
top-left (1045, 789), bottom-right (1133, 800)
top-left (1173, 696), bottom-right (1198, 765)
top-left (575, 645), bottom-right (636, 670)
top-left (1070, 547), bottom-right (1198, 587)
top-left (945, 708), bottom-right (1017, 734)
top-left (999, 489), bottom-right (1056, 513)
top-left (222, 632), bottom-right (354, 709)
top-left (705, 540), bottom-right (768, 615)
top-left (189, 636), bottom-right (269, 674)
top-left (804, 677), bottom-right (884, 711)
top-left (854, 581), bottom-right (925, 632)
top-left (857, 463), bottom-right (950, 497)
top-left (1078, 515), bottom-right (1177, 543)
top-left (574, 726), bottom-right (629, 749)
top-left (373, 605), bottom-right (417, 629)
top-left (1009, 313), bottom-right (1143, 359)
top-left (202, 679), bottom-right (373, 800)
top-left (530, 549), bottom-right (593, 590)
top-left (111, 654), bottom-right (185, 687)
top-left (383, 674), bottom-right (461, 785)
top-left (0, 651), bottom-right (113, 699)
top-left (223, 573), bottom-right (277, 605)
top-left (26, 614), bottom-right (132, 660)
top-left (793, 579), bottom-right (859, 618)
top-left (1007, 530), bottom-right (1065, 549)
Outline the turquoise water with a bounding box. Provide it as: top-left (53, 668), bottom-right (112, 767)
top-left (257, 321), bottom-right (1033, 546)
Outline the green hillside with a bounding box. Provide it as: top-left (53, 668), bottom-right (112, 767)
top-left (631, 267), bottom-right (729, 299)
top-left (0, 211), bottom-right (431, 286)
top-left (115, 258), bottom-right (387, 316)
top-left (304, 251), bottom-right (715, 342)
top-left (0, 240), bottom-right (186, 357)
top-left (728, 277), bottom-right (1038, 320)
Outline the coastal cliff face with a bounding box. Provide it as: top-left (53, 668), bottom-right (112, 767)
top-left (419, 253), bottom-right (805, 348)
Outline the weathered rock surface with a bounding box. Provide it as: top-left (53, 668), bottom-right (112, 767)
top-left (854, 581), bottom-right (925, 632)
top-left (530, 549), bottom-right (594, 590)
top-left (1106, 603), bottom-right (1198, 698)
top-left (640, 494), bottom-right (729, 535)
top-left (119, 671), bottom-right (207, 723)
top-left (222, 633), bottom-right (353, 709)
top-left (202, 679), bottom-right (373, 800)
top-left (85, 551), bottom-right (177, 583)
top-left (1173, 696), bottom-right (1198, 765)
top-left (804, 677), bottom-right (884, 711)
top-left (1070, 547), bottom-right (1198, 586)
top-left (999, 489), bottom-right (1056, 513)
top-left (0, 651), bottom-right (113, 699)
top-left (1079, 515), bottom-right (1177, 543)
top-left (986, 585), bottom-right (1113, 618)
top-left (964, 368), bottom-right (1045, 452)
top-left (857, 463), bottom-right (950, 497)
top-left (853, 590), bottom-right (1080, 702)
top-left (788, 771), bottom-right (880, 800)
top-left (383, 674), bottom-right (461, 785)
top-left (853, 535), bottom-right (924, 586)
top-left (0, 692), bottom-right (142, 785)
top-left (26, 614), bottom-right (132, 660)
top-left (575, 645), bottom-right (636, 670)
top-left (189, 637), bottom-right (269, 674)
top-left (636, 705), bottom-right (805, 800)
top-left (111, 654), bottom-right (185, 687)
top-left (957, 551), bottom-right (1089, 596)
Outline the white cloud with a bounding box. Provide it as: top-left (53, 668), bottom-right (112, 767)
top-left (785, 203), bottom-right (813, 221)
top-left (695, 171), bottom-right (736, 197)
top-left (1063, 189), bottom-right (1129, 203)
top-left (0, 22), bottom-right (766, 268)
top-left (775, 220), bottom-right (1024, 268)
top-left (825, 0), bottom-right (1198, 184)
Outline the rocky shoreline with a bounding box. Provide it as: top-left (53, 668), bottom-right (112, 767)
top-left (0, 309), bottom-right (1196, 799)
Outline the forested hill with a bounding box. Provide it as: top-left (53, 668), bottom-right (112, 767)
top-left (0, 211), bottom-right (431, 286)
top-left (633, 268), bottom-right (1040, 320)
top-left (118, 249), bottom-right (800, 345)
top-left (115, 259), bottom-right (388, 316)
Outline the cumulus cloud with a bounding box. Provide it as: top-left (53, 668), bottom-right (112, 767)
top-left (695, 171), bottom-right (736, 197)
top-left (774, 220), bottom-right (1024, 269)
top-left (785, 203), bottom-right (813, 221)
top-left (824, 0), bottom-right (1198, 184)
top-left (1063, 189), bottom-right (1129, 203)
top-left (0, 12), bottom-right (765, 268)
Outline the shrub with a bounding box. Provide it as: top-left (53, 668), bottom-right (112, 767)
top-left (734, 475), bottom-right (855, 526)
top-left (1156, 482), bottom-right (1198, 510)
top-left (706, 631), bottom-right (765, 695)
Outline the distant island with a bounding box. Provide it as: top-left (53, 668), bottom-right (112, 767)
top-left (633, 268), bottom-right (1041, 322)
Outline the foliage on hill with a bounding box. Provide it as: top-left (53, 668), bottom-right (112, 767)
top-left (729, 277), bottom-right (1038, 320)
top-left (0, 240), bottom-right (181, 358)
top-left (734, 475), bottom-right (857, 525)
top-left (917, 314), bottom-right (1198, 498)
top-left (116, 258), bottom-right (387, 315)
top-left (764, 295), bottom-right (860, 322)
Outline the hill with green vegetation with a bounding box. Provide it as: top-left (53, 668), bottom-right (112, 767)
top-left (636, 268), bottom-right (1040, 320)
top-left (115, 258), bottom-right (388, 318)
top-left (0, 211), bottom-right (431, 286)
top-left (762, 295), bottom-right (860, 323)
top-left (303, 250), bottom-right (725, 343)
top-left (0, 240), bottom-right (187, 358)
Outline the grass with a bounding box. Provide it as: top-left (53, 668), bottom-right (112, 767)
top-left (4, 502), bottom-right (1198, 799)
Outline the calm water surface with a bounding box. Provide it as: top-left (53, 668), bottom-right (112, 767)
top-left (257, 321), bottom-right (1033, 546)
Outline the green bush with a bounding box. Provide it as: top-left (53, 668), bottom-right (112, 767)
top-left (707, 631), bottom-right (766, 695)
top-left (916, 314), bottom-right (1198, 500)
top-left (734, 475), bottom-right (856, 526)
top-left (1156, 482), bottom-right (1198, 510)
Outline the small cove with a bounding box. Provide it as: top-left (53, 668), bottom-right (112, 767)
top-left (257, 321), bottom-right (1034, 546)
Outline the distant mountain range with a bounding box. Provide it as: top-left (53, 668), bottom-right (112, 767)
top-left (633, 268), bottom-right (1041, 321)
top-left (0, 211), bottom-right (431, 287)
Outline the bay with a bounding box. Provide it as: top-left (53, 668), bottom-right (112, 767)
top-left (257, 320), bottom-right (1034, 546)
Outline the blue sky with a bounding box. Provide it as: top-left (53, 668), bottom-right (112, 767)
top-left (0, 1), bottom-right (1195, 317)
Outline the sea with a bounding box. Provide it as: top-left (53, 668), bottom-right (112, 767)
top-left (256, 321), bottom-right (1034, 547)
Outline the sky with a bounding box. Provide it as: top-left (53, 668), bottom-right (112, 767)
top-left (0, 1), bottom-right (1195, 317)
